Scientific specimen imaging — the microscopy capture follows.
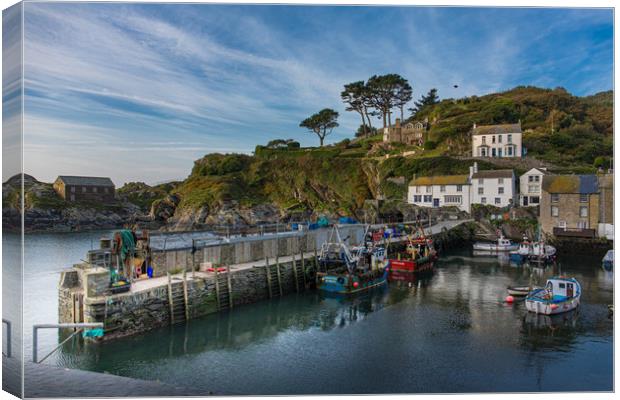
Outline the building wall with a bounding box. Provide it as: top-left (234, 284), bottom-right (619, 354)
top-left (54, 181), bottom-right (116, 203)
top-left (540, 191), bottom-right (600, 235)
top-left (407, 184), bottom-right (471, 213)
top-left (519, 170), bottom-right (544, 206)
top-left (471, 176), bottom-right (516, 207)
top-left (472, 132), bottom-right (522, 158)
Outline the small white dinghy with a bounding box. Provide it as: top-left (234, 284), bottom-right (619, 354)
top-left (510, 240), bottom-right (557, 263)
top-left (525, 277), bottom-right (581, 315)
top-left (473, 235), bottom-right (518, 252)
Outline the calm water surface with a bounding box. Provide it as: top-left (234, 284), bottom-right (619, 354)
top-left (6, 232), bottom-right (614, 394)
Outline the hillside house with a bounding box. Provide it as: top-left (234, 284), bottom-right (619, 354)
top-left (519, 168), bottom-right (549, 206)
top-left (383, 118), bottom-right (426, 146)
top-left (471, 122), bottom-right (523, 158)
top-left (53, 176), bottom-right (115, 203)
top-left (540, 175), bottom-right (599, 238)
top-left (597, 174), bottom-right (613, 239)
top-left (407, 174), bottom-right (471, 213)
top-left (470, 166), bottom-right (517, 208)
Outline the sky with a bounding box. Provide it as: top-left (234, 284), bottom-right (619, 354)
top-left (3, 3), bottom-right (614, 185)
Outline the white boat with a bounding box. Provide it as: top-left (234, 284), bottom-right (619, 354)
top-left (473, 236), bottom-right (518, 252)
top-left (509, 240), bottom-right (557, 263)
top-left (602, 249), bottom-right (613, 271)
top-left (525, 277), bottom-right (581, 315)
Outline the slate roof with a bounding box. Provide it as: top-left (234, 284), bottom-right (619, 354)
top-left (472, 123), bottom-right (522, 136)
top-left (410, 175), bottom-right (470, 186)
top-left (57, 176), bottom-right (115, 187)
top-left (471, 170), bottom-right (514, 179)
top-left (542, 175), bottom-right (599, 194)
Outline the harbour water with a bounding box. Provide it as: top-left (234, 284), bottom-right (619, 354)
top-left (4, 232), bottom-right (614, 394)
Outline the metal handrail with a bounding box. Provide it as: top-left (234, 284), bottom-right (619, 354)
top-left (2, 319), bottom-right (11, 358)
top-left (33, 322), bottom-right (103, 363)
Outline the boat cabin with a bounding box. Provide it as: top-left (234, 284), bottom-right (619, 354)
top-left (544, 277), bottom-right (578, 300)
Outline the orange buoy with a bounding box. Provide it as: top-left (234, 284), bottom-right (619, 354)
top-left (505, 295), bottom-right (514, 303)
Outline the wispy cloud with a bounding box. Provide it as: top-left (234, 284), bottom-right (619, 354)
top-left (17, 4), bottom-right (613, 184)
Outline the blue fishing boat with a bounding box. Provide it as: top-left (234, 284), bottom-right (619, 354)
top-left (525, 277), bottom-right (581, 315)
top-left (317, 226), bottom-right (389, 295)
top-left (602, 250), bottom-right (613, 271)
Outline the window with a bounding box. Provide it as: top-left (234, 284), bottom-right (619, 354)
top-left (577, 221), bottom-right (588, 229)
top-left (70, 194), bottom-right (75, 202)
top-left (481, 197), bottom-right (487, 204)
top-left (508, 134), bottom-right (512, 143)
top-left (478, 178), bottom-right (483, 184)
top-left (579, 194), bottom-right (588, 202)
top-left (481, 148), bottom-right (486, 157)
top-left (444, 195), bottom-right (462, 204)
top-left (440, 185), bottom-right (446, 193)
top-left (423, 195), bottom-right (432, 202)
top-left (528, 185), bottom-right (538, 193)
top-left (551, 194), bottom-right (559, 203)
top-left (580, 206), bottom-right (588, 217)
top-left (498, 178), bottom-right (504, 184)
top-left (426, 186), bottom-right (431, 193)
top-left (531, 196), bottom-right (540, 204)
top-left (492, 136), bottom-right (496, 144)
top-left (70, 186), bottom-right (75, 193)
top-left (558, 220), bottom-right (566, 229)
top-left (498, 187), bottom-right (504, 194)
top-left (82, 187), bottom-right (86, 193)
top-left (456, 185), bottom-right (463, 192)
top-left (413, 195), bottom-right (422, 202)
top-left (498, 149), bottom-right (503, 157)
top-left (93, 187), bottom-right (98, 193)
top-left (551, 206), bottom-right (559, 217)
top-left (498, 135), bottom-right (502, 143)
top-left (507, 147), bottom-right (512, 156)
top-left (495, 197), bottom-right (501, 205)
top-left (534, 176), bottom-right (540, 182)
top-left (478, 187), bottom-right (484, 195)
top-left (528, 176), bottom-right (534, 182)
top-left (559, 283), bottom-right (565, 289)
top-left (482, 136), bottom-right (486, 144)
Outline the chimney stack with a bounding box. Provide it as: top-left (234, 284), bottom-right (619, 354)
top-left (473, 122), bottom-right (477, 130)
top-left (395, 118), bottom-right (401, 128)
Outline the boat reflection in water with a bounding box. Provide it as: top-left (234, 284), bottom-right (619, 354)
top-left (520, 309), bottom-right (580, 352)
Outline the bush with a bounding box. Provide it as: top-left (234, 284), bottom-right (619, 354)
top-left (424, 140), bottom-right (437, 150)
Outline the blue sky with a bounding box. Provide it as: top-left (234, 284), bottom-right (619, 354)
top-left (12, 4), bottom-right (614, 185)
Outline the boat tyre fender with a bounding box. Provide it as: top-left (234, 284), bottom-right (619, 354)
top-left (337, 277), bottom-right (345, 285)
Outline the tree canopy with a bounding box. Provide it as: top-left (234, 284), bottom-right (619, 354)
top-left (299, 108), bottom-right (339, 146)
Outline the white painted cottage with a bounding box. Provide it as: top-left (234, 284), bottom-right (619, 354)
top-left (407, 174), bottom-right (471, 213)
top-left (470, 166), bottom-right (517, 208)
top-left (471, 122), bottom-right (523, 158)
top-left (519, 168), bottom-right (548, 206)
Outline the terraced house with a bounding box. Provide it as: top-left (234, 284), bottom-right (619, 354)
top-left (540, 175), bottom-right (600, 238)
top-left (407, 174), bottom-right (471, 213)
top-left (471, 122), bottom-right (523, 158)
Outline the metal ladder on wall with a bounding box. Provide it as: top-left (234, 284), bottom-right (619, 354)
top-left (214, 267), bottom-right (233, 311)
top-left (265, 257), bottom-right (283, 298)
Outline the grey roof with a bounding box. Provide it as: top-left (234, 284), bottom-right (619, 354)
top-left (542, 175), bottom-right (599, 194)
top-left (472, 123), bottom-right (522, 136)
top-left (472, 169), bottom-right (514, 179)
top-left (57, 176), bottom-right (115, 187)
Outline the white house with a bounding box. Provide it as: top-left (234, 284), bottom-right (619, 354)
top-left (470, 166), bottom-right (517, 208)
top-left (519, 168), bottom-right (548, 206)
top-left (407, 174), bottom-right (471, 213)
top-left (471, 122), bottom-right (523, 158)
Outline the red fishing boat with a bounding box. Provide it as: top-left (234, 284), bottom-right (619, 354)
top-left (388, 226), bottom-right (437, 281)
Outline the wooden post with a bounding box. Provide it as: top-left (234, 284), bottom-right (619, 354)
top-left (275, 255), bottom-right (283, 296)
top-left (300, 249), bottom-right (307, 289)
top-left (292, 253), bottom-right (299, 292)
top-left (182, 270), bottom-right (190, 320)
top-left (226, 265), bottom-right (233, 309)
top-left (314, 247), bottom-right (320, 273)
top-left (167, 272), bottom-right (174, 323)
top-left (265, 257), bottom-right (273, 298)
top-left (214, 268), bottom-right (221, 311)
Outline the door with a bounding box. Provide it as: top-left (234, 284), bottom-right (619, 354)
top-left (566, 283), bottom-right (574, 297)
top-left (433, 198), bottom-right (439, 207)
top-left (523, 197), bottom-right (528, 206)
top-left (492, 148), bottom-right (497, 157)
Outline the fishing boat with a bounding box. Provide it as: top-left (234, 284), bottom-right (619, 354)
top-left (602, 249), bottom-right (613, 271)
top-left (525, 276), bottom-right (581, 315)
top-left (317, 226), bottom-right (389, 295)
top-left (509, 238), bottom-right (557, 264)
top-left (473, 235), bottom-right (518, 252)
top-left (388, 226), bottom-right (437, 280)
